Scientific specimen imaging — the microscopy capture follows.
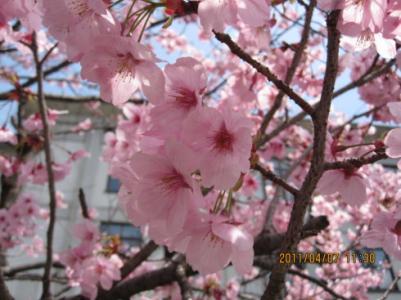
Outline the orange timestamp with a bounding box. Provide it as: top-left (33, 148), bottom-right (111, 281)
top-left (278, 251), bottom-right (376, 265)
top-left (278, 252), bottom-right (340, 264)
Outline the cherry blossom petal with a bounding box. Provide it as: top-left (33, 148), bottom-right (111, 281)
top-left (385, 128), bottom-right (401, 158)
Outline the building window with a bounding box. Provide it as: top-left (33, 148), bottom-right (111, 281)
top-left (273, 159), bottom-right (290, 178)
top-left (100, 222), bottom-right (142, 247)
top-left (106, 176), bottom-right (121, 193)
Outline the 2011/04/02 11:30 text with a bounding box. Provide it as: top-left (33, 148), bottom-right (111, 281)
top-left (278, 251), bottom-right (376, 265)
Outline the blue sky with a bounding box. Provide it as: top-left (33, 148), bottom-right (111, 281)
top-left (0, 9), bottom-right (368, 130)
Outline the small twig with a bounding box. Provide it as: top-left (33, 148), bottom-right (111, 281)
top-left (324, 151), bottom-right (387, 170)
top-left (332, 104), bottom-right (386, 138)
top-left (258, 57), bottom-right (394, 148)
top-left (0, 60), bottom-right (72, 101)
top-left (288, 269), bottom-right (349, 300)
top-left (176, 263), bottom-right (192, 300)
top-left (4, 262), bottom-right (64, 277)
top-left (332, 59), bottom-right (394, 98)
top-left (254, 215), bottom-right (329, 256)
top-left (31, 32), bottom-right (58, 300)
top-left (204, 78), bottom-right (227, 97)
top-left (258, 0), bottom-right (316, 138)
top-left (254, 163), bottom-right (299, 195)
top-left (40, 43), bottom-right (59, 65)
top-left (264, 145), bottom-right (313, 231)
top-left (120, 241), bottom-right (158, 279)
top-left (95, 241), bottom-right (158, 299)
top-left (377, 272), bottom-right (401, 300)
top-left (4, 274), bottom-right (67, 284)
top-left (94, 255), bottom-right (192, 300)
top-left (213, 31), bottom-right (314, 117)
top-left (78, 188), bottom-right (90, 219)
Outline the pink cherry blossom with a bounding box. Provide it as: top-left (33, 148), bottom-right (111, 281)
top-left (4, 0), bottom-right (401, 296)
top-left (0, 0), bottom-right (42, 31)
top-left (80, 35), bottom-right (165, 106)
top-left (198, 0), bottom-right (270, 33)
top-left (0, 194), bottom-right (44, 250)
top-left (80, 255), bottom-right (122, 300)
top-left (23, 109), bottom-right (67, 132)
top-left (69, 149), bottom-right (90, 162)
top-left (341, 32), bottom-right (396, 59)
top-left (239, 173), bottom-right (259, 196)
top-left (0, 127), bottom-right (17, 145)
top-left (172, 211), bottom-right (254, 275)
top-left (118, 104), bottom-right (151, 140)
top-left (59, 244), bottom-right (93, 270)
top-left (338, 0), bottom-right (387, 37)
top-left (317, 169), bottom-right (367, 206)
top-left (148, 57), bottom-right (207, 139)
top-left (18, 160), bottom-right (72, 185)
top-left (56, 191), bottom-right (68, 209)
top-left (360, 209), bottom-right (401, 260)
top-left (72, 118), bottom-right (92, 133)
top-left (384, 128), bottom-right (401, 169)
top-left (73, 220), bottom-right (101, 247)
top-left (119, 141), bottom-right (198, 235)
top-left (198, 0), bottom-right (237, 33)
top-left (317, 0), bottom-right (343, 11)
top-left (0, 155), bottom-right (15, 177)
top-left (182, 106), bottom-right (253, 189)
top-left (41, 0), bottom-right (119, 60)
top-left (388, 102), bottom-right (401, 123)
top-left (383, 3), bottom-right (401, 39)
top-left (23, 236), bottom-right (44, 257)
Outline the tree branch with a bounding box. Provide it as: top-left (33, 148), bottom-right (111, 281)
top-left (0, 60), bottom-right (72, 101)
top-left (254, 215), bottom-right (329, 255)
top-left (261, 11), bottom-right (341, 300)
top-left (96, 255), bottom-right (190, 300)
top-left (65, 215), bottom-right (328, 300)
top-left (95, 241), bottom-right (158, 299)
top-left (31, 33), bottom-right (58, 300)
top-left (120, 241), bottom-right (158, 279)
top-left (4, 262), bottom-right (64, 277)
top-left (253, 163), bottom-right (299, 195)
top-left (213, 31), bottom-right (314, 116)
top-left (258, 0), bottom-right (316, 138)
top-left (324, 151), bottom-right (388, 171)
top-left (175, 263), bottom-right (193, 300)
top-left (332, 59), bottom-right (395, 99)
top-left (78, 188), bottom-right (90, 219)
top-left (258, 56), bottom-right (394, 148)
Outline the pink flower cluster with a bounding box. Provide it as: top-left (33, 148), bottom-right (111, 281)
top-left (0, 0), bottom-right (42, 30)
top-left (39, 0), bottom-right (165, 106)
top-left (198, 0), bottom-right (270, 33)
top-left (0, 127), bottom-right (17, 145)
top-left (385, 102), bottom-right (401, 169)
top-left (348, 49), bottom-right (401, 116)
top-left (17, 149), bottom-right (89, 186)
top-left (106, 56), bottom-right (255, 275)
top-left (319, 0), bottom-right (401, 58)
top-left (23, 109), bottom-right (67, 132)
top-left (0, 194), bottom-right (45, 251)
top-left (361, 208), bottom-right (401, 260)
top-left (59, 220), bottom-right (122, 300)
